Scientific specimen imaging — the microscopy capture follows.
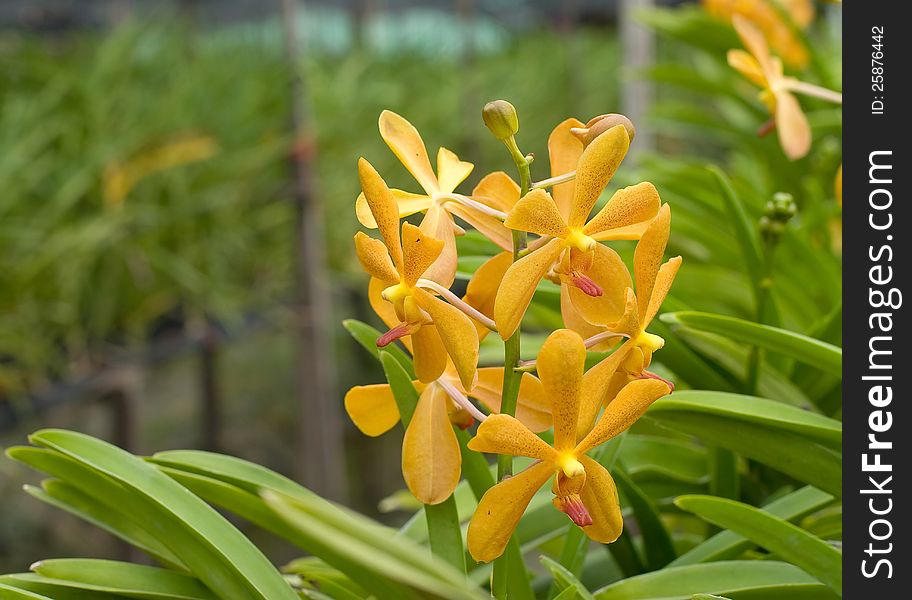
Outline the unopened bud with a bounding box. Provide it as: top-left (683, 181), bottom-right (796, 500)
top-left (760, 193), bottom-right (797, 244)
top-left (482, 100), bottom-right (519, 140)
top-left (571, 113), bottom-right (636, 147)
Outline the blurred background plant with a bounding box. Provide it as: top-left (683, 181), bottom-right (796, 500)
top-left (1, 0), bottom-right (842, 596)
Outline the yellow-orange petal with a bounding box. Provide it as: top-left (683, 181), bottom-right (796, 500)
top-left (413, 288), bottom-right (479, 391)
top-left (468, 413), bottom-right (557, 461)
top-left (578, 455), bottom-right (624, 543)
top-left (355, 189), bottom-right (433, 229)
top-left (568, 125), bottom-right (630, 229)
top-left (467, 461), bottom-right (555, 563)
top-left (415, 205), bottom-right (458, 288)
top-left (577, 341), bottom-right (634, 437)
top-left (402, 383), bottom-right (461, 504)
top-left (634, 204), bottom-right (671, 323)
top-left (471, 171), bottom-right (521, 212)
top-left (493, 238), bottom-right (567, 340)
top-left (354, 232), bottom-right (399, 282)
top-left (583, 182), bottom-right (661, 239)
top-left (536, 329), bottom-right (586, 452)
top-left (344, 384), bottom-right (400, 437)
top-left (560, 286), bottom-right (618, 351)
top-left (447, 201), bottom-right (514, 251)
top-left (774, 89), bottom-right (812, 160)
top-left (437, 147), bottom-right (473, 194)
top-left (464, 251), bottom-right (512, 339)
top-left (358, 158), bottom-right (404, 272)
top-left (412, 323), bottom-right (447, 383)
top-left (732, 15), bottom-right (774, 76)
top-left (576, 379), bottom-right (671, 455)
top-left (467, 368), bottom-right (552, 433)
top-left (504, 188), bottom-right (570, 238)
top-left (548, 117), bottom-right (586, 221)
top-left (565, 243), bottom-right (632, 327)
top-left (642, 256), bottom-right (682, 329)
top-left (401, 221), bottom-right (445, 287)
top-left (378, 110), bottom-right (439, 195)
top-left (727, 49), bottom-right (767, 89)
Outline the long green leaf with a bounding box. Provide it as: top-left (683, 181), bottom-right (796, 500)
top-left (675, 496), bottom-right (841, 595)
top-left (262, 490), bottom-right (483, 600)
top-left (662, 312), bottom-right (841, 376)
top-left (614, 468), bottom-right (676, 570)
top-left (540, 556), bottom-right (594, 600)
top-left (26, 430), bottom-right (297, 600)
top-left (648, 391), bottom-right (841, 449)
top-left (707, 166), bottom-right (764, 287)
top-left (593, 561), bottom-right (838, 600)
top-left (671, 486), bottom-right (834, 566)
top-left (30, 560), bottom-right (216, 600)
top-left (0, 582), bottom-right (55, 600)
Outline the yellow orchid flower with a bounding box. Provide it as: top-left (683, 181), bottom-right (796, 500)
top-left (493, 124), bottom-right (660, 340)
top-left (727, 15), bottom-right (812, 160)
top-left (704, 0), bottom-right (815, 69)
top-left (465, 329), bottom-right (672, 562)
top-left (345, 363), bottom-right (551, 505)
top-left (355, 111), bottom-right (515, 287)
top-left (576, 205), bottom-right (682, 414)
top-left (354, 158), bottom-right (479, 389)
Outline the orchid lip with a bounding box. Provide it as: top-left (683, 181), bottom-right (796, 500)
top-left (640, 370), bottom-right (675, 392)
top-left (557, 494), bottom-right (593, 527)
top-left (571, 273), bottom-right (603, 297)
top-left (376, 323), bottom-right (410, 347)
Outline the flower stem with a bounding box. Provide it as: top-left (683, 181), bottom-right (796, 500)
top-left (493, 133), bottom-right (533, 599)
top-left (532, 170), bottom-right (576, 190)
top-left (783, 79), bottom-right (843, 104)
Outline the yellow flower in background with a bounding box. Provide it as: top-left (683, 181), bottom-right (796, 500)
top-left (355, 111), bottom-right (515, 287)
top-left (103, 134), bottom-right (218, 208)
top-left (344, 363), bottom-right (551, 505)
top-left (493, 125), bottom-right (660, 340)
top-left (354, 158), bottom-right (479, 389)
top-left (727, 15), bottom-right (812, 160)
top-left (704, 0), bottom-right (815, 69)
top-left (465, 330), bottom-right (671, 562)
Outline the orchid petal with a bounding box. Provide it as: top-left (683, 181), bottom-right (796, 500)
top-left (578, 341), bottom-right (633, 437)
top-left (358, 158), bottom-right (404, 272)
top-left (568, 125), bottom-right (630, 228)
top-left (565, 244), bottom-right (632, 327)
top-left (727, 49), bottom-right (767, 88)
top-left (548, 118), bottom-right (586, 220)
top-left (447, 201), bottom-right (514, 251)
top-left (415, 205), bottom-right (458, 287)
top-left (579, 455), bottom-right (624, 543)
top-left (468, 413), bottom-right (558, 461)
top-left (467, 461), bottom-right (554, 563)
top-left (471, 171), bottom-right (521, 212)
top-left (414, 288), bottom-right (479, 391)
top-left (378, 110), bottom-right (439, 195)
top-left (576, 379), bottom-right (671, 455)
top-left (355, 189), bottom-right (433, 229)
top-left (436, 147), bottom-right (473, 193)
top-left (344, 384), bottom-right (400, 437)
top-left (643, 256), bottom-right (682, 329)
top-left (634, 204), bottom-right (671, 323)
top-left (537, 329), bottom-right (587, 452)
top-left (583, 182), bottom-right (661, 239)
top-left (732, 15), bottom-right (774, 76)
top-left (411, 322), bottom-right (447, 383)
top-left (493, 238), bottom-right (567, 339)
top-left (464, 251), bottom-right (512, 339)
top-left (354, 232), bottom-right (399, 283)
top-left (504, 188), bottom-right (570, 238)
top-left (402, 383), bottom-right (461, 504)
top-left (468, 368), bottom-right (552, 433)
top-left (400, 220), bottom-right (445, 287)
top-left (774, 89), bottom-right (812, 160)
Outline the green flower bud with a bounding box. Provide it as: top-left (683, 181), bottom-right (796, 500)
top-left (482, 100), bottom-right (519, 140)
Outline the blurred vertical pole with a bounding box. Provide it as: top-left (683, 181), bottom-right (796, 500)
top-left (559, 0), bottom-right (581, 117)
top-left (456, 0), bottom-right (479, 160)
top-left (620, 0), bottom-right (655, 159)
top-left (280, 0), bottom-right (347, 502)
top-left (199, 326), bottom-right (222, 451)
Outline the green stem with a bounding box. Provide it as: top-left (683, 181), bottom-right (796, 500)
top-left (493, 133), bottom-right (533, 599)
top-left (425, 498), bottom-right (466, 573)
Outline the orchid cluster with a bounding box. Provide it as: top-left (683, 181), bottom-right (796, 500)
top-left (345, 104), bottom-right (679, 564)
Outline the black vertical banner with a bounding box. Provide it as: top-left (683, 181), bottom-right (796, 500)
top-left (843, 2), bottom-right (910, 597)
